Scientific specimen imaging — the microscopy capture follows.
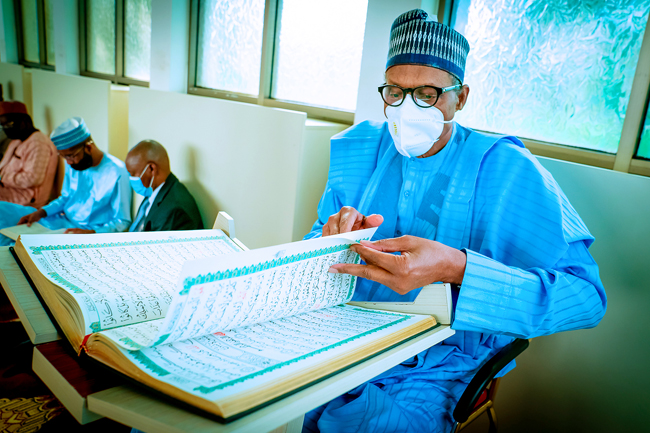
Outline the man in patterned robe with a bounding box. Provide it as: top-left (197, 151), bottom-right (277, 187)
top-left (0, 101), bottom-right (58, 207)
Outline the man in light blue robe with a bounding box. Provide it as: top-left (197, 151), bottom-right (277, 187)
top-left (302, 9), bottom-right (606, 433)
top-left (0, 117), bottom-right (131, 245)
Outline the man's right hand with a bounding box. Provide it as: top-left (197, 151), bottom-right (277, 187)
top-left (18, 209), bottom-right (47, 227)
top-left (322, 206), bottom-right (383, 237)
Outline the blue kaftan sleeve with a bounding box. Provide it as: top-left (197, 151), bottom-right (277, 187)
top-left (304, 182), bottom-right (343, 240)
top-left (453, 141), bottom-right (607, 338)
top-left (41, 165), bottom-right (71, 216)
top-left (86, 163), bottom-right (132, 233)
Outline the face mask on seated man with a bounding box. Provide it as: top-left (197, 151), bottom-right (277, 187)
top-left (125, 139), bottom-right (204, 232)
top-left (0, 116), bottom-right (132, 244)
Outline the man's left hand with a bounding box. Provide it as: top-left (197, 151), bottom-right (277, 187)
top-left (64, 228), bottom-right (96, 234)
top-left (329, 236), bottom-right (467, 295)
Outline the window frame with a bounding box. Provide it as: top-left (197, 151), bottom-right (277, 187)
top-left (187, 0), bottom-right (356, 124)
top-left (14, 0), bottom-right (55, 71)
top-left (441, 0), bottom-right (650, 176)
top-left (78, 0), bottom-right (150, 87)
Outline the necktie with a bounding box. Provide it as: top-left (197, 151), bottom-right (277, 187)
top-left (129, 197), bottom-right (150, 232)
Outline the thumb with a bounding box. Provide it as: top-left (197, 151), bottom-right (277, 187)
top-left (363, 214), bottom-right (384, 228)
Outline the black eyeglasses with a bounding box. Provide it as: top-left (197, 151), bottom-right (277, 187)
top-left (378, 84), bottom-right (462, 108)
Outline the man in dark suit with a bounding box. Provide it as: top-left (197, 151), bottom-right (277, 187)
top-left (126, 140), bottom-right (203, 232)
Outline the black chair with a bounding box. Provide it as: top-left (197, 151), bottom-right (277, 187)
top-left (452, 338), bottom-right (530, 433)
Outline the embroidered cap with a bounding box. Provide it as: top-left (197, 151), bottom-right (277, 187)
top-left (386, 9), bottom-right (470, 83)
top-left (50, 117), bottom-right (91, 150)
top-left (0, 101), bottom-right (28, 116)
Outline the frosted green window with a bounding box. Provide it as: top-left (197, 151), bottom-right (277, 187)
top-left (452, 0), bottom-right (650, 153)
top-left (196, 0), bottom-right (265, 96)
top-left (272, 0), bottom-right (368, 111)
top-left (45, 0), bottom-right (55, 65)
top-left (20, 0), bottom-right (40, 63)
top-left (637, 103), bottom-right (650, 159)
top-left (86, 0), bottom-right (116, 75)
top-left (124, 0), bottom-right (152, 81)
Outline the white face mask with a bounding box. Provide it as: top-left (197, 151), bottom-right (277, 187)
top-left (385, 97), bottom-right (453, 158)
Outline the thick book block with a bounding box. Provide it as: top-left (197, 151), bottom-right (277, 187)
top-left (32, 340), bottom-right (122, 424)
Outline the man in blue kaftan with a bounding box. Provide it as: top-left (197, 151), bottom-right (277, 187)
top-left (0, 117), bottom-right (131, 245)
top-left (302, 9), bottom-right (606, 433)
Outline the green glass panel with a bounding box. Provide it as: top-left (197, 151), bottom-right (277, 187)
top-left (45, 0), bottom-right (55, 65)
top-left (21, 0), bottom-right (39, 63)
top-left (86, 0), bottom-right (116, 75)
top-left (272, 0), bottom-right (368, 111)
top-left (196, 0), bottom-right (265, 95)
top-left (453, 0), bottom-right (650, 153)
top-left (124, 0), bottom-right (152, 81)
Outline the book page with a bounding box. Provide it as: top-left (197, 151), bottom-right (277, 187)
top-left (18, 230), bottom-right (242, 334)
top-left (0, 222), bottom-right (66, 240)
top-left (116, 305), bottom-right (429, 402)
top-left (99, 228), bottom-right (377, 349)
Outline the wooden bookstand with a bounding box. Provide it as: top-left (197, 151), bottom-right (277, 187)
top-left (348, 283), bottom-right (453, 325)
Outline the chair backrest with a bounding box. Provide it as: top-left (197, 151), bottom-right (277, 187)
top-left (49, 156), bottom-right (65, 202)
top-left (453, 338), bottom-right (530, 431)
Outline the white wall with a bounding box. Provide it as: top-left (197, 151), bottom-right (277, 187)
top-left (30, 70), bottom-right (112, 152)
top-left (52, 0), bottom-right (79, 75)
top-left (354, 0), bottom-right (435, 124)
top-left (128, 87), bottom-right (315, 249)
top-left (149, 0), bottom-right (189, 93)
top-left (469, 158), bottom-right (650, 433)
top-left (294, 120), bottom-right (348, 240)
top-left (0, 61), bottom-right (26, 105)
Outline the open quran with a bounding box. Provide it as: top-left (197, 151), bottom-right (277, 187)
top-left (0, 222), bottom-right (66, 240)
top-left (13, 229), bottom-right (439, 420)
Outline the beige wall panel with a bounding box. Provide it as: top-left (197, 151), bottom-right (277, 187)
top-left (0, 61), bottom-right (26, 107)
top-left (128, 87), bottom-right (307, 249)
top-left (292, 120), bottom-right (348, 241)
top-left (109, 85), bottom-right (129, 161)
top-left (480, 157), bottom-right (650, 433)
top-left (30, 70), bottom-right (111, 152)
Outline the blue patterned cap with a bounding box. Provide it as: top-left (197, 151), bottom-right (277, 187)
top-left (387, 9), bottom-right (470, 82)
top-left (50, 117), bottom-right (91, 150)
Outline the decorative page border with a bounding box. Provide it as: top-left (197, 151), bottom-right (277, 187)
top-left (48, 272), bottom-right (83, 293)
top-left (181, 239), bottom-right (369, 296)
top-left (129, 305), bottom-right (411, 394)
top-left (29, 235), bottom-right (235, 255)
top-left (119, 336), bottom-right (146, 350)
top-left (132, 351), bottom-right (171, 377)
